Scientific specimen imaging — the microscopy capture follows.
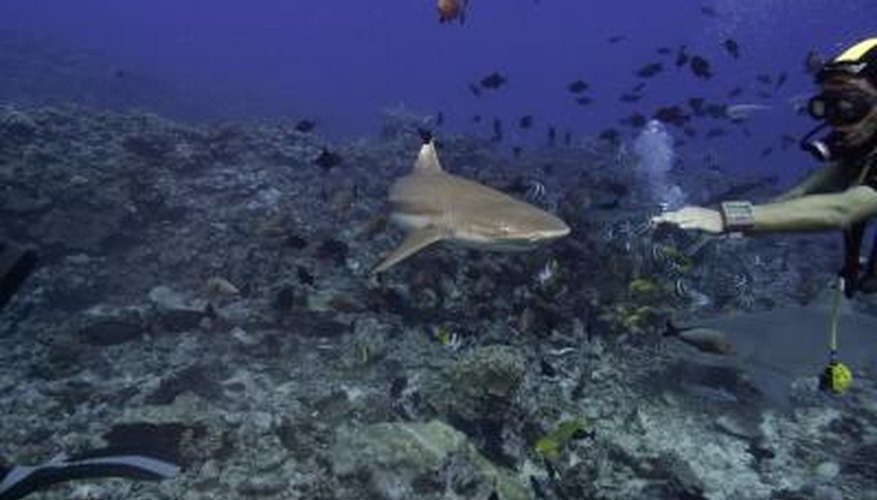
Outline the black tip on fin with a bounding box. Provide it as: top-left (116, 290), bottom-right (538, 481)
top-left (417, 128), bottom-right (433, 145)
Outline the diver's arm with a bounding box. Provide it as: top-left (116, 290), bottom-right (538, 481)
top-left (751, 185), bottom-right (877, 232)
top-left (771, 163), bottom-right (844, 202)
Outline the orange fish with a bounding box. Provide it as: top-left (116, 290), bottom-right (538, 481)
top-left (437, 0), bottom-right (468, 24)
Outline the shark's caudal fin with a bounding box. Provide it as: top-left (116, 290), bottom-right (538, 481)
top-left (371, 226), bottom-right (447, 274)
top-left (414, 140), bottom-right (444, 173)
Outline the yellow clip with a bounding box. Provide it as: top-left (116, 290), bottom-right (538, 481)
top-left (820, 361), bottom-right (853, 394)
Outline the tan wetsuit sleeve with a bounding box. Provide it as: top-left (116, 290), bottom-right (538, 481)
top-left (751, 185), bottom-right (877, 233)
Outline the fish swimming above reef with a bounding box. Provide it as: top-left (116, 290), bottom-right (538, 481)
top-left (567, 79), bottom-right (589, 94)
top-left (725, 103), bottom-right (771, 121)
top-left (372, 134), bottom-right (570, 274)
top-left (437, 0), bottom-right (468, 24)
top-left (480, 71), bottom-right (507, 90)
top-left (635, 62), bottom-right (663, 78)
top-left (723, 38), bottom-right (740, 59)
top-left (689, 55), bottom-right (713, 79)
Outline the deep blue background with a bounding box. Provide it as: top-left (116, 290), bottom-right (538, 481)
top-left (1, 0), bottom-right (874, 180)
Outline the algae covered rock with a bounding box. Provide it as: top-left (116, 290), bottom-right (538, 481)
top-left (332, 420), bottom-right (530, 500)
top-left (442, 345), bottom-right (527, 421)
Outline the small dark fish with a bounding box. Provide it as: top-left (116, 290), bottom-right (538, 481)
top-left (575, 96), bottom-right (592, 106)
top-left (563, 131), bottom-right (572, 146)
top-left (314, 148), bottom-right (343, 172)
top-left (389, 376), bottom-right (407, 399)
top-left (756, 90), bottom-right (772, 99)
top-left (547, 126), bottom-right (556, 147)
top-left (760, 146), bottom-right (774, 157)
top-left (620, 113), bottom-right (647, 128)
top-left (436, 112), bottom-right (444, 126)
top-left (723, 39), bottom-right (740, 59)
top-left (676, 45), bottom-right (690, 67)
top-left (620, 93), bottom-right (642, 103)
top-left (664, 319), bottom-right (735, 355)
top-left (656, 46), bottom-right (672, 55)
top-left (688, 97), bottom-right (705, 114)
top-left (599, 128), bottom-right (620, 143)
top-left (491, 117), bottom-right (503, 142)
top-left (469, 83), bottom-right (482, 97)
top-left (700, 5), bottom-right (718, 17)
top-left (774, 72), bottom-right (788, 90)
top-left (780, 134), bottom-right (796, 150)
top-left (653, 106), bottom-right (690, 127)
top-left (636, 62), bottom-right (663, 78)
top-left (488, 488), bottom-right (500, 500)
top-left (756, 73), bottom-right (772, 85)
top-left (608, 34), bottom-right (626, 44)
top-left (512, 146), bottom-right (522, 158)
top-left (683, 127), bottom-right (697, 138)
top-left (633, 82), bottom-right (647, 92)
top-left (472, 114), bottom-right (482, 123)
top-left (481, 72), bottom-right (507, 90)
top-left (113, 69), bottom-right (127, 79)
top-left (295, 119), bottom-right (316, 132)
top-left (519, 115), bottom-right (533, 129)
top-left (540, 359), bottom-right (557, 378)
top-left (805, 50), bottom-right (823, 75)
top-left (296, 265), bottom-right (315, 286)
top-left (727, 86), bottom-right (743, 98)
top-left (690, 55), bottom-right (713, 79)
top-left (567, 79), bottom-right (589, 93)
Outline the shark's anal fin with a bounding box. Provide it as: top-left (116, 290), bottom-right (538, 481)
top-left (372, 226), bottom-right (446, 274)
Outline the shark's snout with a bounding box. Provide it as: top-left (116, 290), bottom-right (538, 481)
top-left (531, 214), bottom-right (570, 242)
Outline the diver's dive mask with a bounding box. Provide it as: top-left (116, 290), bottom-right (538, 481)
top-left (800, 90), bottom-right (877, 162)
top-left (807, 90), bottom-right (877, 126)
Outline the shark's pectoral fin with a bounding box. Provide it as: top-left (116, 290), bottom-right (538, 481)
top-left (372, 226), bottom-right (447, 274)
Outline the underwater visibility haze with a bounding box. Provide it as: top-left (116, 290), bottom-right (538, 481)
top-left (2, 1), bottom-right (877, 499)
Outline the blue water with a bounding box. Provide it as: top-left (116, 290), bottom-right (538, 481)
top-left (0, 0), bottom-right (874, 176)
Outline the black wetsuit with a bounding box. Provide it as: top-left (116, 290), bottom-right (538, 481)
top-left (839, 151), bottom-right (877, 294)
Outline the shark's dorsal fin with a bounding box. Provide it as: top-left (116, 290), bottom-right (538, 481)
top-left (414, 140), bottom-right (444, 173)
top-left (372, 226), bottom-right (446, 274)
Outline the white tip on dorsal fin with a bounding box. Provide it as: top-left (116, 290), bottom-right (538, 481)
top-left (414, 140), bottom-right (443, 173)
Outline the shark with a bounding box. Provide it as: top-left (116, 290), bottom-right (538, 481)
top-left (372, 138), bottom-right (570, 274)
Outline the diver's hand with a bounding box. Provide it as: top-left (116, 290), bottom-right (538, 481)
top-left (650, 206), bottom-right (724, 234)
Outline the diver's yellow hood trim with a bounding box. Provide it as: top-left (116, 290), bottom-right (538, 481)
top-left (834, 37), bottom-right (877, 63)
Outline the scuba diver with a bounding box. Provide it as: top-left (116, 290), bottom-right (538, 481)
top-left (653, 37), bottom-right (877, 296)
top-left (652, 37), bottom-right (877, 396)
